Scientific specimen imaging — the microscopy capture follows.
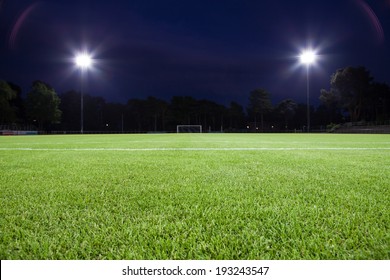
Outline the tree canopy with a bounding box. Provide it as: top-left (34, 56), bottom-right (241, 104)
top-left (247, 88), bottom-right (273, 131)
top-left (25, 81), bottom-right (62, 129)
top-left (0, 80), bottom-right (17, 124)
top-left (1, 65), bottom-right (389, 132)
top-left (320, 66), bottom-right (386, 122)
top-left (320, 66), bottom-right (390, 122)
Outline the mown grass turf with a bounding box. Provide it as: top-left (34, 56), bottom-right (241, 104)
top-left (0, 134), bottom-right (389, 259)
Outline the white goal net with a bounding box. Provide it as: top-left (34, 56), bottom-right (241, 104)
top-left (176, 125), bottom-right (202, 133)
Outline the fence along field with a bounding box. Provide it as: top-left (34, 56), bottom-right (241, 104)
top-left (0, 133), bottom-right (389, 259)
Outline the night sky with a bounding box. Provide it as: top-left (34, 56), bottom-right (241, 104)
top-left (1, 0), bottom-right (389, 106)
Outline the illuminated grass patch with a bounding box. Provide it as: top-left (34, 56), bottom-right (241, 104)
top-left (0, 134), bottom-right (389, 259)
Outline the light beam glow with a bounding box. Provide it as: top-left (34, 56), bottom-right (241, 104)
top-left (299, 50), bottom-right (317, 65)
top-left (75, 53), bottom-right (92, 69)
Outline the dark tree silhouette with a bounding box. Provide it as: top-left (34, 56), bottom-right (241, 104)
top-left (25, 81), bottom-right (61, 129)
top-left (2, 64), bottom-right (389, 133)
top-left (321, 66), bottom-right (372, 122)
top-left (276, 99), bottom-right (297, 129)
top-left (227, 101), bottom-right (246, 131)
top-left (59, 90), bottom-right (81, 131)
top-left (319, 88), bottom-right (341, 124)
top-left (0, 80), bottom-right (17, 124)
top-left (247, 88), bottom-right (273, 131)
top-left (169, 96), bottom-right (200, 126)
top-left (365, 82), bottom-right (390, 121)
top-left (145, 96), bottom-right (168, 132)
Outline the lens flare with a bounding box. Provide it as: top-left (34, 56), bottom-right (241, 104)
top-left (355, 0), bottom-right (384, 44)
top-left (9, 2), bottom-right (40, 50)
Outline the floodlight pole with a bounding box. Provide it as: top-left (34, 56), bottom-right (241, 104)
top-left (75, 53), bottom-right (92, 134)
top-left (299, 49), bottom-right (316, 133)
top-left (306, 64), bottom-right (310, 133)
top-left (80, 68), bottom-right (84, 134)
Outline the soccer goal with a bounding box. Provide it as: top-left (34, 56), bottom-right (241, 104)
top-left (176, 125), bottom-right (202, 133)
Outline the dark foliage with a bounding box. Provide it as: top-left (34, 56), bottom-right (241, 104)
top-left (1, 65), bottom-right (389, 132)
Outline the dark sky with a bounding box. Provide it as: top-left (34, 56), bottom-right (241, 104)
top-left (1, 0), bottom-right (389, 106)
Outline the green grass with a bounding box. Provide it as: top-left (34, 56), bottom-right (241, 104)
top-left (0, 133), bottom-right (389, 259)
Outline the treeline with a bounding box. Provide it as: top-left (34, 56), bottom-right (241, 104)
top-left (1, 66), bottom-right (389, 132)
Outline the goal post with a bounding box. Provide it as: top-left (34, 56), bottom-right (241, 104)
top-left (176, 125), bottom-right (202, 133)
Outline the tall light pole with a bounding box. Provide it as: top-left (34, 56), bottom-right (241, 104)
top-left (299, 50), bottom-right (317, 132)
top-left (75, 53), bottom-right (92, 134)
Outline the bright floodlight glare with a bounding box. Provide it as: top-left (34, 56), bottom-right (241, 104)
top-left (75, 53), bottom-right (92, 68)
top-left (300, 50), bottom-right (317, 65)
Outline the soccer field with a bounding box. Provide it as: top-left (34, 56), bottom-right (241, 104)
top-left (0, 133), bottom-right (389, 259)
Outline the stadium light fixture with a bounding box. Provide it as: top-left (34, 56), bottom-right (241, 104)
top-left (299, 49), bottom-right (317, 132)
top-left (75, 52), bottom-right (93, 134)
top-left (75, 53), bottom-right (92, 69)
top-left (299, 50), bottom-right (317, 65)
